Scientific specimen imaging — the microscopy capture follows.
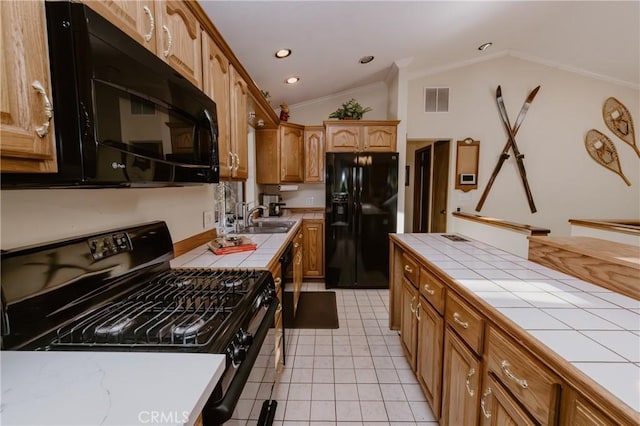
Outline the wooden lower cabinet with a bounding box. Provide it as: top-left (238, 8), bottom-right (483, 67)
top-left (481, 374), bottom-right (535, 426)
top-left (302, 219), bottom-right (324, 278)
top-left (292, 229), bottom-right (303, 316)
top-left (416, 296), bottom-right (444, 419)
top-left (269, 261), bottom-right (284, 369)
top-left (442, 328), bottom-right (481, 426)
top-left (562, 389), bottom-right (623, 426)
top-left (400, 278), bottom-right (419, 370)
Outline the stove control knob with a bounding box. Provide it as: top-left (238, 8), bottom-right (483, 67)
top-left (230, 344), bottom-right (246, 366)
top-left (238, 329), bottom-right (253, 346)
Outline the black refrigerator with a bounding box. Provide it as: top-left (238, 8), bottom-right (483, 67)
top-left (325, 152), bottom-right (398, 289)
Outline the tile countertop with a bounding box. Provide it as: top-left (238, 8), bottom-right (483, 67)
top-left (171, 214), bottom-right (322, 269)
top-left (392, 233), bottom-right (640, 413)
top-left (0, 351), bottom-right (225, 426)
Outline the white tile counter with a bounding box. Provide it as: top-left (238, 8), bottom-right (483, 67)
top-left (392, 233), bottom-right (640, 413)
top-left (172, 213), bottom-right (322, 270)
top-left (1, 351), bottom-right (225, 426)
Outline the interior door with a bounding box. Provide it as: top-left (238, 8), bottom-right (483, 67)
top-left (430, 140), bottom-right (450, 233)
top-left (412, 146), bottom-right (432, 233)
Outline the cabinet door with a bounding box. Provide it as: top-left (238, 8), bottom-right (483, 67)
top-left (400, 278), bottom-right (419, 370)
top-left (302, 219), bottom-right (324, 278)
top-left (442, 329), bottom-right (481, 426)
top-left (155, 1), bottom-right (202, 89)
top-left (292, 231), bottom-right (304, 316)
top-left (1, 0), bottom-right (57, 173)
top-left (304, 127), bottom-right (324, 182)
top-left (202, 33), bottom-right (232, 178)
top-left (270, 262), bottom-right (284, 369)
top-left (562, 390), bottom-right (619, 426)
top-left (480, 375), bottom-right (535, 426)
top-left (416, 298), bottom-right (444, 420)
top-left (280, 125), bottom-right (304, 182)
top-left (363, 125), bottom-right (397, 151)
top-left (230, 66), bottom-right (248, 179)
top-left (82, 0), bottom-right (156, 53)
top-left (325, 125), bottom-right (361, 152)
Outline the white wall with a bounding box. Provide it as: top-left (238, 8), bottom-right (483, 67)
top-left (407, 55), bottom-right (640, 236)
top-left (285, 82), bottom-right (388, 126)
top-left (1, 185), bottom-right (216, 249)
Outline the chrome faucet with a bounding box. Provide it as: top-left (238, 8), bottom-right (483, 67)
top-left (246, 205), bottom-right (267, 227)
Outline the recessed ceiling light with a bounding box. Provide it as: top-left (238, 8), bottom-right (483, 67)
top-left (275, 49), bottom-right (292, 59)
top-left (359, 55), bottom-right (375, 64)
top-left (285, 76), bottom-right (300, 84)
top-left (478, 42), bottom-right (493, 51)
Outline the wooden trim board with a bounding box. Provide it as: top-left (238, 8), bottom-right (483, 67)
top-left (453, 211), bottom-right (550, 236)
top-left (569, 219), bottom-right (640, 237)
top-left (173, 229), bottom-right (217, 257)
top-left (528, 236), bottom-right (640, 300)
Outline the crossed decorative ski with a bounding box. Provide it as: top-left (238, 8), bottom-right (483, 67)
top-left (476, 85), bottom-right (540, 213)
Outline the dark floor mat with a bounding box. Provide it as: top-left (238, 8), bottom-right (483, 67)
top-left (282, 291), bottom-right (339, 329)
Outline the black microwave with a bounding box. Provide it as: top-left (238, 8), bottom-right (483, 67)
top-left (2, 2), bottom-right (219, 188)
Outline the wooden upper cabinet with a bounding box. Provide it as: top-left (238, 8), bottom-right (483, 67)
top-left (280, 123), bottom-right (304, 182)
top-left (1, 0), bottom-right (57, 173)
top-left (304, 126), bottom-right (324, 183)
top-left (202, 32), bottom-right (231, 178)
top-left (83, 0), bottom-right (157, 53)
top-left (230, 65), bottom-right (249, 179)
top-left (156, 1), bottom-right (202, 89)
top-left (364, 125), bottom-right (397, 151)
top-left (324, 120), bottom-right (400, 152)
top-left (325, 124), bottom-right (361, 152)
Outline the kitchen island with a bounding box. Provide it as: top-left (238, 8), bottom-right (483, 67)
top-left (389, 232), bottom-right (639, 425)
top-left (0, 351), bottom-right (225, 426)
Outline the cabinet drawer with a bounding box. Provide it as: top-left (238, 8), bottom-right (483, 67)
top-left (445, 292), bottom-right (484, 355)
top-left (401, 252), bottom-right (419, 287)
top-left (420, 268), bottom-right (445, 315)
top-left (486, 327), bottom-right (560, 425)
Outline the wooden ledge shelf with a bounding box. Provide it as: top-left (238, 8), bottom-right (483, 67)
top-left (452, 211), bottom-right (550, 236)
top-left (528, 236), bottom-right (640, 300)
top-left (569, 219), bottom-right (640, 237)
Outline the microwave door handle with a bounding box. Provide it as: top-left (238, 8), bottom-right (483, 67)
top-left (203, 109), bottom-right (219, 167)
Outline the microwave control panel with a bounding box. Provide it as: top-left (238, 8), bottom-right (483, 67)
top-left (88, 232), bottom-right (133, 260)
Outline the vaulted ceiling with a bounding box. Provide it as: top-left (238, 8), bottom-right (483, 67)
top-left (200, 1), bottom-right (639, 107)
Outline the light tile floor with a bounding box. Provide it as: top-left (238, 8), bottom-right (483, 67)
top-left (226, 283), bottom-right (438, 426)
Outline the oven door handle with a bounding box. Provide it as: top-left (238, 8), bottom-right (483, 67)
top-left (202, 297), bottom-right (277, 424)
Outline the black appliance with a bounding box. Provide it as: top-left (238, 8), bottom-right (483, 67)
top-left (0, 222), bottom-right (275, 425)
top-left (2, 2), bottom-right (219, 188)
top-left (325, 152), bottom-right (398, 288)
top-left (277, 241), bottom-right (294, 364)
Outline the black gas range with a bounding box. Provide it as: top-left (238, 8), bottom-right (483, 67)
top-left (0, 221), bottom-right (276, 425)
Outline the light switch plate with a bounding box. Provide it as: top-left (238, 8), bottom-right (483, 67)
top-left (203, 210), bottom-right (215, 228)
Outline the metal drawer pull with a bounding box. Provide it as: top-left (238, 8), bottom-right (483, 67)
top-left (465, 367), bottom-right (476, 396)
top-left (423, 284), bottom-right (435, 295)
top-left (233, 153), bottom-right (240, 171)
top-left (143, 6), bottom-right (154, 41)
top-left (162, 25), bottom-right (172, 57)
top-left (32, 80), bottom-right (53, 138)
top-left (275, 303), bottom-right (282, 314)
top-left (481, 386), bottom-right (492, 418)
top-left (501, 360), bottom-right (529, 389)
top-left (453, 312), bottom-right (469, 329)
top-left (409, 296), bottom-right (416, 313)
top-left (274, 277), bottom-right (282, 286)
top-left (404, 264), bottom-right (413, 274)
top-left (416, 303), bottom-right (421, 321)
top-left (228, 152), bottom-right (234, 170)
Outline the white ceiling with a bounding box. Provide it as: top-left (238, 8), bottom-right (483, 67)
top-left (200, 1), bottom-right (639, 107)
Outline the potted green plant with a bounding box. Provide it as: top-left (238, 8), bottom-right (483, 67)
top-left (328, 98), bottom-right (372, 120)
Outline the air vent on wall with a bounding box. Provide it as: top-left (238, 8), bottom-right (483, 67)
top-left (424, 87), bottom-right (449, 112)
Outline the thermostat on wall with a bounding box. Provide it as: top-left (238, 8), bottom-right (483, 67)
top-left (459, 173), bottom-right (476, 185)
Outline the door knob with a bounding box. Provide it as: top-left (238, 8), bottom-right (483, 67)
top-left (440, 209), bottom-right (446, 215)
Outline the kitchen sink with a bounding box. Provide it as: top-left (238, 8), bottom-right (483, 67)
top-left (231, 220), bottom-right (296, 234)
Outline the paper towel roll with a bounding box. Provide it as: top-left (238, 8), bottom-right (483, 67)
top-left (278, 185), bottom-right (299, 191)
